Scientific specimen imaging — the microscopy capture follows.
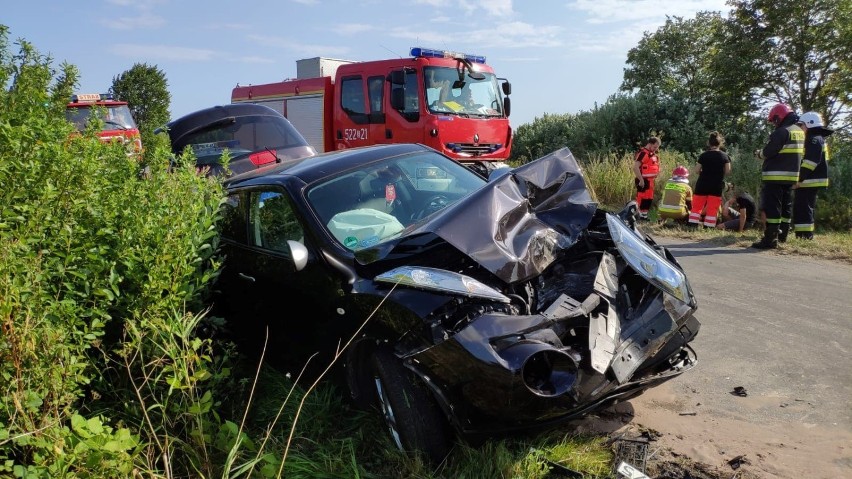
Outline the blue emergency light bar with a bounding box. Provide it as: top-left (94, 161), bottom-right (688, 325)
top-left (411, 47), bottom-right (486, 64)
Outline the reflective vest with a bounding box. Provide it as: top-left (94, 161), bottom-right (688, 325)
top-left (635, 147), bottom-right (660, 178)
top-left (799, 132), bottom-right (830, 188)
top-left (658, 177), bottom-right (692, 215)
top-left (761, 121), bottom-right (804, 184)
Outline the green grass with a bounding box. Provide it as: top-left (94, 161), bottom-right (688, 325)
top-left (639, 216), bottom-right (852, 264)
top-left (225, 361), bottom-right (615, 479)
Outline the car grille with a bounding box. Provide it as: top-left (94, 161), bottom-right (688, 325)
top-left (446, 143), bottom-right (501, 156)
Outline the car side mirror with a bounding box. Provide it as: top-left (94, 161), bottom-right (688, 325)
top-left (288, 240), bottom-right (309, 271)
top-left (503, 96), bottom-right (511, 117)
top-left (502, 81), bottom-right (512, 96)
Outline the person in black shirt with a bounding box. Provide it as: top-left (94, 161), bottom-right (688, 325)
top-left (688, 131), bottom-right (731, 227)
top-left (717, 187), bottom-right (758, 232)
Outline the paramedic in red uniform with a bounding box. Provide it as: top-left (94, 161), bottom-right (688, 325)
top-left (633, 137), bottom-right (661, 220)
top-left (751, 103), bottom-right (804, 249)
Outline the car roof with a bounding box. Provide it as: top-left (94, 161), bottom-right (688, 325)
top-left (223, 143), bottom-right (435, 188)
top-left (159, 103), bottom-right (285, 143)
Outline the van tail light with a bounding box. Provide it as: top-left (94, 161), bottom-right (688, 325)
top-left (250, 150), bottom-right (277, 167)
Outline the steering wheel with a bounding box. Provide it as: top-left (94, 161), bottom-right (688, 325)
top-left (412, 195), bottom-right (450, 221)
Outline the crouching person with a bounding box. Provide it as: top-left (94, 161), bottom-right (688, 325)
top-left (717, 187), bottom-right (759, 233)
top-left (658, 166), bottom-right (693, 225)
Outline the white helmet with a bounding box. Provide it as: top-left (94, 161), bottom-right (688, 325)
top-left (798, 111), bottom-right (824, 128)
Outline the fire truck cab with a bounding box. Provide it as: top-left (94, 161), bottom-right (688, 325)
top-left (232, 47), bottom-right (513, 176)
top-left (66, 93), bottom-right (142, 154)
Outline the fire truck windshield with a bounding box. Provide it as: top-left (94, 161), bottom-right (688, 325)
top-left (66, 104), bottom-right (137, 132)
top-left (424, 67), bottom-right (503, 117)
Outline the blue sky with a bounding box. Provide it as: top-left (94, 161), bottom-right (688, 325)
top-left (5, 0), bottom-right (729, 127)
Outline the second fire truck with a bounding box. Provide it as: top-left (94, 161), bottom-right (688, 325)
top-left (231, 47), bottom-right (513, 176)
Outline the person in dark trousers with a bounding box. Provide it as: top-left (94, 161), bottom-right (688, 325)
top-left (632, 136), bottom-right (661, 220)
top-left (688, 131), bottom-right (731, 228)
top-left (793, 111), bottom-right (833, 240)
top-left (717, 187), bottom-right (758, 232)
top-left (751, 103), bottom-right (804, 249)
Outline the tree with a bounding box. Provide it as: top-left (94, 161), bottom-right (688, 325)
top-left (110, 63), bottom-right (171, 141)
top-left (620, 12), bottom-right (758, 149)
top-left (622, 12), bottom-right (725, 105)
top-left (724, 0), bottom-right (852, 129)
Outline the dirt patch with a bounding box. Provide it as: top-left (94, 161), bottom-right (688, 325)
top-left (570, 385), bottom-right (852, 479)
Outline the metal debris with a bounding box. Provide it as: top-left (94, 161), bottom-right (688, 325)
top-left (731, 386), bottom-right (748, 397)
top-left (728, 454), bottom-right (750, 470)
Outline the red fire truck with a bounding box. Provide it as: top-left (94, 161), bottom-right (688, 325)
top-left (231, 47), bottom-right (513, 175)
top-left (66, 93), bottom-right (142, 154)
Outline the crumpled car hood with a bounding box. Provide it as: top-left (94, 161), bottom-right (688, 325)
top-left (365, 148), bottom-right (598, 284)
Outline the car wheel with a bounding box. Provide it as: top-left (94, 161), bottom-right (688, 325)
top-left (370, 348), bottom-right (452, 465)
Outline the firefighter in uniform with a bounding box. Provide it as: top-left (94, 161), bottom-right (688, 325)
top-left (752, 103), bottom-right (804, 249)
top-left (658, 166), bottom-right (693, 224)
top-left (793, 111), bottom-right (832, 240)
top-left (633, 136), bottom-right (661, 220)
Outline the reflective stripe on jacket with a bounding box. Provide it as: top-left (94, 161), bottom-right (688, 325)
top-left (761, 116), bottom-right (804, 184)
top-left (658, 178), bottom-right (692, 214)
top-left (799, 131), bottom-right (830, 188)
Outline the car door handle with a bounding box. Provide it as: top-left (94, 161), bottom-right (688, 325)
top-left (238, 272), bottom-right (256, 283)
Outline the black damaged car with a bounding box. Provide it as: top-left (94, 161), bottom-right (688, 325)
top-left (213, 143), bottom-right (700, 464)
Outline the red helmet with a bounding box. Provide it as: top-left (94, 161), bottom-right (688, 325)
top-left (673, 165), bottom-right (689, 177)
top-left (768, 103), bottom-right (792, 124)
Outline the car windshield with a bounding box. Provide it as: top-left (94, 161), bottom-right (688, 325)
top-left (173, 115), bottom-right (310, 166)
top-left (424, 66), bottom-right (503, 117)
top-left (66, 105), bottom-right (137, 132)
top-left (307, 151), bottom-right (488, 251)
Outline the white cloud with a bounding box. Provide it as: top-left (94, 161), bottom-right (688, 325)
top-left (474, 21), bottom-right (563, 49)
top-left (101, 13), bottom-right (166, 30)
top-left (414, 0), bottom-right (514, 17)
top-left (109, 43), bottom-right (217, 61)
top-left (246, 34), bottom-right (351, 57)
top-left (236, 56), bottom-right (276, 64)
top-left (203, 23), bottom-right (253, 31)
top-left (387, 20), bottom-right (561, 50)
top-left (106, 0), bottom-right (167, 6)
top-left (570, 0), bottom-right (729, 24)
top-left (559, 0), bottom-right (730, 57)
top-left (335, 23), bottom-right (373, 35)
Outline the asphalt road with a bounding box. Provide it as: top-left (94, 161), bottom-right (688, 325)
top-left (620, 237), bottom-right (852, 478)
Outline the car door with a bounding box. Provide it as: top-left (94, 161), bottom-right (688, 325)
top-left (216, 186), bottom-right (341, 366)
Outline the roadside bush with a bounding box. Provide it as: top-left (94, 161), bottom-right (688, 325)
top-left (0, 29), bottom-right (232, 477)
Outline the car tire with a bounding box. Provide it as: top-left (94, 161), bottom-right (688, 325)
top-left (370, 348), bottom-right (452, 465)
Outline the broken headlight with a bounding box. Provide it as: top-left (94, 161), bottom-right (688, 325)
top-left (606, 213), bottom-right (691, 304)
top-left (376, 266), bottom-right (510, 303)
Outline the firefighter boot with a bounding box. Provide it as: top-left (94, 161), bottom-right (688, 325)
top-left (777, 222), bottom-right (790, 243)
top-left (751, 224), bottom-right (779, 249)
top-left (795, 232), bottom-right (814, 240)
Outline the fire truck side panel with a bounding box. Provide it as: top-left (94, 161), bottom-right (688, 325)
top-left (284, 95), bottom-right (325, 153)
top-left (232, 77), bottom-right (334, 153)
